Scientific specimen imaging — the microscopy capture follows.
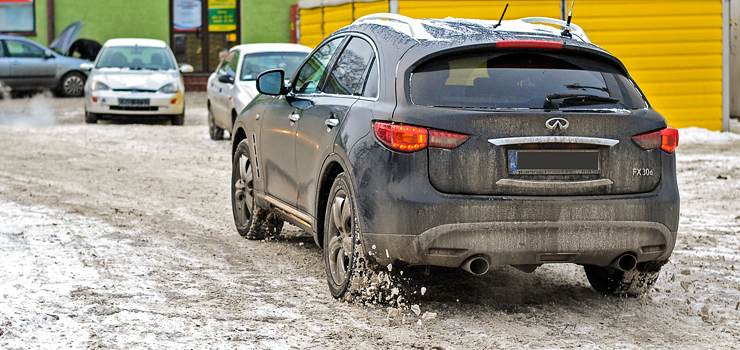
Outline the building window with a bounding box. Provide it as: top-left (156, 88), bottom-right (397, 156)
top-left (0, 0), bottom-right (35, 33)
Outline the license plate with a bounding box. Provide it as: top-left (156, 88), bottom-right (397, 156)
top-left (118, 98), bottom-right (150, 106)
top-left (508, 150), bottom-right (600, 174)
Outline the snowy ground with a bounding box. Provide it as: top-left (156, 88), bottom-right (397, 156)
top-left (0, 93), bottom-right (739, 349)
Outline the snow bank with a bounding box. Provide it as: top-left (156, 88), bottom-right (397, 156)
top-left (678, 126), bottom-right (740, 145)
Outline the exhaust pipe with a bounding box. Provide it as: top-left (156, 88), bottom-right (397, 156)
top-left (461, 256), bottom-right (490, 276)
top-left (609, 253), bottom-right (637, 271)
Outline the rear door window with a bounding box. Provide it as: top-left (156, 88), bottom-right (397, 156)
top-left (410, 52), bottom-right (646, 110)
top-left (323, 37), bottom-right (375, 96)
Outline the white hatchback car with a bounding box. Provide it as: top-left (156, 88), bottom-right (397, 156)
top-left (82, 38), bottom-right (193, 125)
top-left (207, 43), bottom-right (311, 139)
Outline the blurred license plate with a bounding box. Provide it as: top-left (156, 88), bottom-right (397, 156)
top-left (508, 150), bottom-right (600, 174)
top-left (119, 98), bottom-right (150, 106)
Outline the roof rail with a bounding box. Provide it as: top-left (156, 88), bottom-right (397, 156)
top-left (353, 13), bottom-right (434, 41)
top-left (518, 17), bottom-right (591, 43)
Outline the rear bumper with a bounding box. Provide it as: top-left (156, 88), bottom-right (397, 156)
top-left (364, 220), bottom-right (675, 268)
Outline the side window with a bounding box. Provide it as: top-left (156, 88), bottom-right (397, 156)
top-left (324, 37), bottom-right (375, 96)
top-left (5, 40), bottom-right (44, 58)
top-left (218, 51), bottom-right (236, 76)
top-left (293, 37), bottom-right (344, 94)
top-left (361, 57), bottom-right (379, 98)
top-left (227, 50), bottom-right (240, 77)
top-left (0, 41), bottom-right (6, 57)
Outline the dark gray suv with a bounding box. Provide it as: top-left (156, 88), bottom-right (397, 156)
top-left (230, 14), bottom-right (680, 299)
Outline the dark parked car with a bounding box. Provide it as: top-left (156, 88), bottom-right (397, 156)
top-left (0, 29), bottom-right (89, 97)
top-left (230, 13), bottom-right (680, 299)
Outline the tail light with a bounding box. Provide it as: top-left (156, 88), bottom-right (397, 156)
top-left (496, 40), bottom-right (563, 50)
top-left (374, 121), bottom-right (470, 153)
top-left (631, 127), bottom-right (679, 153)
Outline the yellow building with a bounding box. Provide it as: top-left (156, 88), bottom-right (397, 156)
top-left (298, 0), bottom-right (731, 132)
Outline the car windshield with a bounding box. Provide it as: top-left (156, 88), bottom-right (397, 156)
top-left (96, 46), bottom-right (176, 70)
top-left (410, 52), bottom-right (647, 110)
top-left (240, 52), bottom-right (308, 81)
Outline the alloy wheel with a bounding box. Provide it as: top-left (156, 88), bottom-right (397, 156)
top-left (327, 189), bottom-right (354, 286)
top-left (233, 155), bottom-right (253, 226)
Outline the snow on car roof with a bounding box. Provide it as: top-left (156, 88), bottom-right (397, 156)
top-left (229, 43), bottom-right (313, 55)
top-left (103, 38), bottom-right (168, 48)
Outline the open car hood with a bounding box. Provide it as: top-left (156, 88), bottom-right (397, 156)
top-left (49, 21), bottom-right (84, 55)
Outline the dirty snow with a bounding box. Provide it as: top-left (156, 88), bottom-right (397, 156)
top-left (0, 93), bottom-right (739, 349)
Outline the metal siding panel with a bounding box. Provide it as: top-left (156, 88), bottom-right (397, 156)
top-left (578, 0), bottom-right (723, 130)
top-left (398, 1), bottom-right (560, 20)
top-left (300, 8), bottom-right (324, 48)
top-left (323, 3), bottom-right (354, 36)
top-left (354, 0), bottom-right (390, 18)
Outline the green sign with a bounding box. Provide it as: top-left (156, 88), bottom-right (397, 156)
top-left (208, 0), bottom-right (236, 32)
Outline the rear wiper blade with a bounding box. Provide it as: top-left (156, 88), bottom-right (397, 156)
top-left (545, 93), bottom-right (619, 107)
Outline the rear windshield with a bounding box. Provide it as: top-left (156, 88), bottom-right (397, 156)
top-left (240, 52), bottom-right (308, 81)
top-left (410, 52), bottom-right (647, 110)
top-left (96, 46), bottom-right (176, 70)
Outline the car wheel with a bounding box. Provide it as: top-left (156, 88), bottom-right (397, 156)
top-left (208, 105), bottom-right (224, 140)
top-left (324, 173), bottom-right (362, 299)
top-left (584, 260), bottom-right (666, 297)
top-left (171, 113), bottom-right (185, 126)
top-left (59, 72), bottom-right (86, 97)
top-left (232, 139), bottom-right (255, 237)
top-left (84, 110), bottom-right (98, 124)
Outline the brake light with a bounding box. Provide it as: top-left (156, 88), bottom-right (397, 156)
top-left (374, 122), bottom-right (470, 152)
top-left (631, 127), bottom-right (679, 153)
top-left (496, 40), bottom-right (563, 50)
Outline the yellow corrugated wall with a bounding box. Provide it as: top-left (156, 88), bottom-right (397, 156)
top-left (398, 1), bottom-right (560, 21)
top-left (299, 7), bottom-right (324, 49)
top-left (300, 1), bottom-right (389, 48)
top-left (576, 0), bottom-right (723, 130)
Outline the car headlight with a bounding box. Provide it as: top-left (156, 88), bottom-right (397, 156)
top-left (92, 81), bottom-right (110, 91)
top-left (158, 82), bottom-right (179, 93)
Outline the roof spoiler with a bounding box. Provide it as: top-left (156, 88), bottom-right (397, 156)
top-left (518, 17), bottom-right (591, 43)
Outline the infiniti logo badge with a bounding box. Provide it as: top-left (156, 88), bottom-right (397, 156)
top-left (545, 117), bottom-right (569, 131)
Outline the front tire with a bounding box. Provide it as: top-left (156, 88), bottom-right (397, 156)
top-left (584, 260), bottom-right (667, 297)
top-left (231, 140), bottom-right (255, 237)
top-left (324, 173), bottom-right (362, 299)
top-left (208, 105), bottom-right (224, 140)
top-left (171, 113), bottom-right (185, 126)
top-left (59, 72), bottom-right (86, 97)
top-left (84, 110), bottom-right (98, 124)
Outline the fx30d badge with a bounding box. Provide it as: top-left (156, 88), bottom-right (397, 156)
top-left (545, 117), bottom-right (569, 131)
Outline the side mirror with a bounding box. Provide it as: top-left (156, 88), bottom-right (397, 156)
top-left (256, 69), bottom-right (286, 96)
top-left (44, 51), bottom-right (55, 59)
top-left (80, 62), bottom-right (94, 71)
top-left (218, 74), bottom-right (235, 84)
top-left (179, 64), bottom-right (194, 73)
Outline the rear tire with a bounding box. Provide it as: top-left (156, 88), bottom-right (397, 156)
top-left (84, 110), bottom-right (98, 124)
top-left (584, 260), bottom-right (667, 297)
top-left (324, 173), bottom-right (362, 299)
top-left (171, 113), bottom-right (185, 126)
top-left (208, 105), bottom-right (224, 140)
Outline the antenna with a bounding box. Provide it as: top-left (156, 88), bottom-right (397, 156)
top-left (493, 3), bottom-right (509, 29)
top-left (561, 0), bottom-right (575, 38)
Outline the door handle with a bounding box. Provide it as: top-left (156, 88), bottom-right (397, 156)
top-left (325, 118), bottom-right (339, 129)
top-left (289, 112), bottom-right (300, 122)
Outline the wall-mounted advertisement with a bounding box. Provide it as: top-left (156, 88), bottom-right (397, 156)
top-left (0, 0), bottom-right (35, 32)
top-left (208, 0), bottom-right (236, 32)
top-left (174, 0), bottom-right (202, 32)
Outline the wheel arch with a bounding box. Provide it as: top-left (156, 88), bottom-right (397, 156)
top-left (231, 125), bottom-right (247, 160)
top-left (315, 157), bottom-right (347, 249)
